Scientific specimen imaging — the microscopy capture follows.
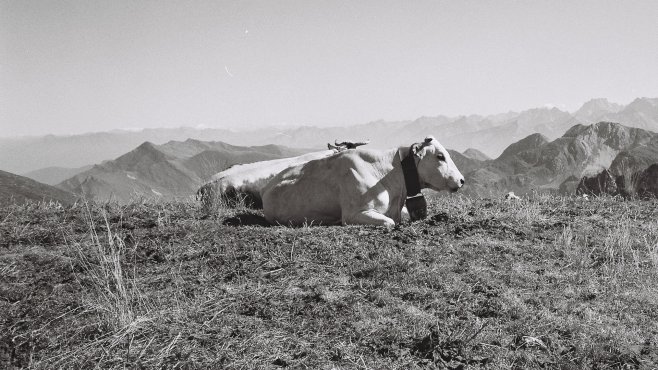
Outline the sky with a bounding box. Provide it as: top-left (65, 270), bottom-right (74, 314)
top-left (1, 0), bottom-right (658, 137)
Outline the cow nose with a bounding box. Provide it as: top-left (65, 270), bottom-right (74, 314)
top-left (459, 178), bottom-right (465, 186)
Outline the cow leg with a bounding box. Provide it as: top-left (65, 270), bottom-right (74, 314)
top-left (343, 210), bottom-right (396, 228)
top-left (400, 206), bottom-right (410, 222)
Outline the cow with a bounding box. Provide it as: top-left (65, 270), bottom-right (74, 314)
top-left (197, 141), bottom-right (369, 209)
top-left (261, 136), bottom-right (465, 228)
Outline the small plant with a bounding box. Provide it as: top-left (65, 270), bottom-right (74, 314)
top-left (412, 319), bottom-right (490, 367)
top-left (558, 224), bottom-right (574, 250)
top-left (71, 203), bottom-right (142, 330)
top-left (646, 234), bottom-right (658, 269)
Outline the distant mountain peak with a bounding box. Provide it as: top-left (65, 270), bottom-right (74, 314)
top-left (462, 148), bottom-right (491, 161)
top-left (498, 133), bottom-right (549, 160)
top-left (626, 97), bottom-right (658, 110)
top-left (563, 121), bottom-right (629, 138)
top-left (594, 120), bottom-right (626, 128)
top-left (184, 138), bottom-right (204, 144)
top-left (583, 120), bottom-right (630, 132)
top-left (115, 141), bottom-right (169, 168)
top-left (574, 98), bottom-right (623, 122)
top-left (136, 141), bottom-right (158, 150)
top-left (578, 97), bottom-right (617, 108)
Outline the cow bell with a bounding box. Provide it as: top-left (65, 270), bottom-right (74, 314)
top-left (405, 194), bottom-right (427, 221)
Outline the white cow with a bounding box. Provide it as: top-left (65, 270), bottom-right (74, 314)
top-left (197, 141), bottom-right (368, 208)
top-left (262, 136), bottom-right (464, 227)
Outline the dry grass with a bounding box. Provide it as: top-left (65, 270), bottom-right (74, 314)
top-left (1, 194), bottom-right (657, 368)
top-left (74, 206), bottom-right (137, 329)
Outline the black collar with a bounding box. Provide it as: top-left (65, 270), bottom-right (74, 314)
top-left (399, 145), bottom-right (428, 221)
top-left (399, 145), bottom-right (422, 197)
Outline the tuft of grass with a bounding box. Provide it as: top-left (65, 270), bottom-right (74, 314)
top-left (72, 205), bottom-right (138, 330)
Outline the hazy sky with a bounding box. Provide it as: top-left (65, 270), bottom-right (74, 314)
top-left (2, 0), bottom-right (658, 137)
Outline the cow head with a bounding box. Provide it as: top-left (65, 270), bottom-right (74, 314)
top-left (412, 136), bottom-right (465, 192)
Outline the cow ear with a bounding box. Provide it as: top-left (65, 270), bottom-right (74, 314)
top-left (413, 136), bottom-right (435, 158)
top-left (412, 143), bottom-right (426, 159)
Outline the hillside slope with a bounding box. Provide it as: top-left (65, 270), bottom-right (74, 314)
top-left (0, 170), bottom-right (77, 205)
top-left (608, 135), bottom-right (658, 176)
top-left (462, 148), bottom-right (491, 161)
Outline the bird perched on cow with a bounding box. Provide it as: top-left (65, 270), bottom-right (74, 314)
top-left (328, 140), bottom-right (370, 150)
top-left (262, 136), bottom-right (465, 228)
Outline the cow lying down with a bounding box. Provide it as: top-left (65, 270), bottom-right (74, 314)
top-left (262, 136), bottom-right (465, 228)
top-left (197, 141), bottom-right (369, 209)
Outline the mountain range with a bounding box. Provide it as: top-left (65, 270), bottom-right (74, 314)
top-left (56, 140), bottom-right (310, 203)
top-left (1, 120), bottom-right (657, 205)
top-left (52, 120), bottom-right (658, 202)
top-left (461, 121), bottom-right (658, 196)
top-left (3, 98), bottom-right (657, 176)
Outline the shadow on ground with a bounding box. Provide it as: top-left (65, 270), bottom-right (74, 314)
top-left (223, 212), bottom-right (271, 227)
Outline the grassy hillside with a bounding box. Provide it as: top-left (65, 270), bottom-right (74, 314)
top-left (1, 194), bottom-right (657, 368)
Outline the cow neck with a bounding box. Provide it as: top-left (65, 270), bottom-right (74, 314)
top-left (398, 146), bottom-right (422, 197)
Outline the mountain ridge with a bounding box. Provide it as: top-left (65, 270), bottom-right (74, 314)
top-left (56, 140), bottom-right (313, 203)
top-left (22, 165), bottom-right (93, 185)
top-left (462, 121), bottom-right (658, 196)
top-left (0, 170), bottom-right (77, 205)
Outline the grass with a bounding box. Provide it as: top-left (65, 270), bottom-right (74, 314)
top-left (1, 194), bottom-right (658, 368)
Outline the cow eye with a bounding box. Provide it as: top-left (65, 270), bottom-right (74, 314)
top-left (437, 153), bottom-right (445, 161)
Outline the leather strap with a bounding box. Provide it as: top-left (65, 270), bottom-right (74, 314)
top-left (399, 145), bottom-right (422, 196)
top-left (399, 145), bottom-right (428, 221)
